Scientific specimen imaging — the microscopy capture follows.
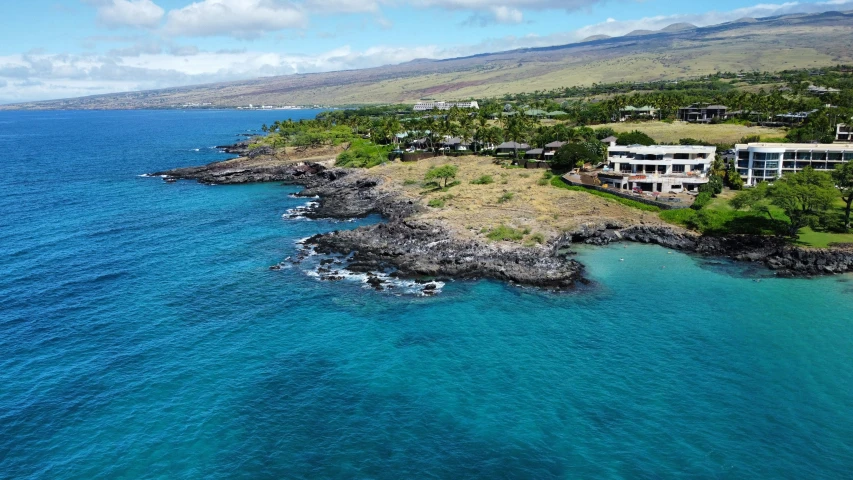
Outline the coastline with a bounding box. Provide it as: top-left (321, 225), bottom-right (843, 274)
top-left (154, 152), bottom-right (853, 289)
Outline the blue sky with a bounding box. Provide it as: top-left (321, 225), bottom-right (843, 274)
top-left (1, 0), bottom-right (851, 103)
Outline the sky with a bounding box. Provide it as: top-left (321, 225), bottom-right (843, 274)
top-left (1, 0), bottom-right (852, 103)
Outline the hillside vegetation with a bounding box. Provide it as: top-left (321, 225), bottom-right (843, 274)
top-left (4, 10), bottom-right (853, 110)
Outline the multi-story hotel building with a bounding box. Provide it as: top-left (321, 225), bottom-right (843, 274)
top-left (413, 101), bottom-right (480, 112)
top-left (599, 145), bottom-right (717, 193)
top-left (735, 143), bottom-right (853, 185)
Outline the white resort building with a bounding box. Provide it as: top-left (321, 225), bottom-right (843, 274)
top-left (599, 145), bottom-right (717, 193)
top-left (735, 142), bottom-right (853, 185)
top-left (413, 101), bottom-right (480, 112)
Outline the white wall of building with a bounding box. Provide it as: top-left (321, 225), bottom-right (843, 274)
top-left (735, 143), bottom-right (853, 185)
top-left (602, 145), bottom-right (716, 193)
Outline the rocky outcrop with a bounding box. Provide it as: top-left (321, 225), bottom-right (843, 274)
top-left (153, 159), bottom-right (326, 185)
top-left (155, 153), bottom-right (853, 285)
top-left (310, 220), bottom-right (585, 288)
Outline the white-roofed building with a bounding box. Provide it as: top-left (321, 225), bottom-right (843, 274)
top-left (413, 101), bottom-right (480, 112)
top-left (599, 144), bottom-right (717, 193)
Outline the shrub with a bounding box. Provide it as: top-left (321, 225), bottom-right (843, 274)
top-left (486, 225), bottom-right (525, 241)
top-left (427, 194), bottom-right (454, 208)
top-left (727, 170), bottom-right (744, 190)
top-left (692, 191), bottom-right (713, 210)
top-left (471, 175), bottom-right (494, 185)
top-left (497, 192), bottom-right (515, 203)
top-left (336, 139), bottom-right (392, 168)
top-left (699, 176), bottom-right (724, 195)
top-left (528, 232), bottom-right (546, 244)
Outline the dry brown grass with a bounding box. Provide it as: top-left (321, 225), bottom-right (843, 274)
top-left (372, 156), bottom-right (664, 243)
top-left (601, 120), bottom-right (786, 144)
top-left (214, 144), bottom-right (346, 169)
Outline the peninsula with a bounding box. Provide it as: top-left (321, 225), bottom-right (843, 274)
top-left (154, 67), bottom-right (853, 289)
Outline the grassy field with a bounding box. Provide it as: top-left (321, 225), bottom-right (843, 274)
top-left (602, 121), bottom-right (786, 145)
top-left (370, 155), bottom-right (664, 242)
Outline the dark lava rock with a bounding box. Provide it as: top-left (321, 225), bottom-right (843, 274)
top-left (310, 220), bottom-right (584, 289)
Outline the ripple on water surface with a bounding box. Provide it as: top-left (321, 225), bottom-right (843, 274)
top-left (1, 110), bottom-right (852, 479)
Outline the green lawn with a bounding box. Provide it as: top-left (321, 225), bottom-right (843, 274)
top-left (795, 228), bottom-right (853, 248)
top-left (660, 191), bottom-right (853, 248)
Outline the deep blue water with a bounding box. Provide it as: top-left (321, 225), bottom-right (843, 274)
top-left (1, 110), bottom-right (852, 479)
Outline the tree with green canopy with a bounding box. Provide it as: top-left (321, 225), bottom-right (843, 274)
top-left (832, 161), bottom-right (853, 231)
top-left (769, 167), bottom-right (838, 237)
top-left (730, 182), bottom-right (773, 218)
top-left (551, 143), bottom-right (600, 171)
top-left (615, 130), bottom-right (656, 146)
top-left (425, 164), bottom-right (459, 188)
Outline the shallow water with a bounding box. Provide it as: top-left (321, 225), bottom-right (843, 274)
top-left (1, 110), bottom-right (852, 479)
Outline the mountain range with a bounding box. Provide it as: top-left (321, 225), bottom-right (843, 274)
top-left (5, 10), bottom-right (853, 110)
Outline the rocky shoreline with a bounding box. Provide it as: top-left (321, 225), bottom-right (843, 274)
top-left (561, 223), bottom-right (853, 277)
top-left (155, 158), bottom-right (853, 290)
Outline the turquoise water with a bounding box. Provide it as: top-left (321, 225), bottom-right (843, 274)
top-left (1, 110), bottom-right (852, 479)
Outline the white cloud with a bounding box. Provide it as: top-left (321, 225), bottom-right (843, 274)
top-left (163, 0), bottom-right (307, 38)
top-left (92, 0), bottom-right (165, 28)
top-left (415, 0), bottom-right (605, 24)
top-left (572, 1), bottom-right (853, 39)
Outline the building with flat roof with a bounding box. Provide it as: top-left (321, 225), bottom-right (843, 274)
top-left (413, 101), bottom-right (479, 111)
top-left (600, 145), bottom-right (716, 193)
top-left (677, 104), bottom-right (728, 123)
top-left (735, 142), bottom-right (853, 185)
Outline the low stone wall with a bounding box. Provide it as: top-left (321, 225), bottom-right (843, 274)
top-left (525, 160), bottom-right (550, 169)
top-left (401, 152), bottom-right (437, 162)
top-left (560, 176), bottom-right (689, 210)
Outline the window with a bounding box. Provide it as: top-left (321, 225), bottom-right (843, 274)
top-left (753, 170), bottom-right (765, 177)
top-left (783, 161), bottom-right (795, 168)
top-left (844, 153), bottom-right (853, 161)
top-left (784, 151), bottom-right (796, 160)
top-left (796, 151), bottom-right (811, 160)
top-left (738, 151), bottom-right (750, 160)
top-left (672, 164), bottom-right (685, 173)
top-left (765, 161), bottom-right (779, 169)
top-left (813, 151), bottom-right (828, 161)
top-left (674, 153), bottom-right (690, 160)
top-left (829, 152), bottom-right (843, 161)
top-left (620, 163), bottom-right (631, 171)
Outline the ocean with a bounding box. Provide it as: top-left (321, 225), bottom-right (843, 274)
top-left (1, 110), bottom-right (852, 479)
